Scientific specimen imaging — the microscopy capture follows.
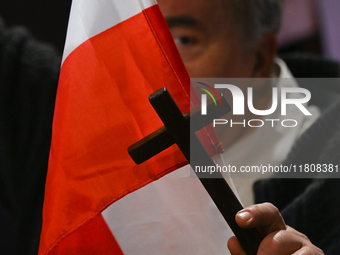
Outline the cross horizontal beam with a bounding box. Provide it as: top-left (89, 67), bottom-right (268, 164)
top-left (128, 93), bottom-right (230, 164)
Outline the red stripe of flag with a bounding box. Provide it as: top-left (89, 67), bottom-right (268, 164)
top-left (52, 214), bottom-right (124, 255)
top-left (39, 3), bottom-right (222, 254)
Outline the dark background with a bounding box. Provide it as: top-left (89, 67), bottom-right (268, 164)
top-left (0, 1), bottom-right (72, 53)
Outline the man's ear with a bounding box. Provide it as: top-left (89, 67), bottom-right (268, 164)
top-left (252, 31), bottom-right (278, 78)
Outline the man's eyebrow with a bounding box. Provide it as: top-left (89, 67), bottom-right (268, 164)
top-left (165, 16), bottom-right (199, 28)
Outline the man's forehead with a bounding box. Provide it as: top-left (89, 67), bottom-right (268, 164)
top-left (157, 0), bottom-right (229, 19)
top-left (158, 0), bottom-right (232, 32)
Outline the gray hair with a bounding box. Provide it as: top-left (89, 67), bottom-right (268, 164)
top-left (230, 0), bottom-right (283, 44)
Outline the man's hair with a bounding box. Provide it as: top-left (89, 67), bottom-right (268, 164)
top-left (230, 0), bottom-right (283, 44)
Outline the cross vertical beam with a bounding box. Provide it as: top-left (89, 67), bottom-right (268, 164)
top-left (129, 88), bottom-right (262, 255)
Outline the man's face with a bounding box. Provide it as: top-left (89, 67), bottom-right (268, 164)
top-left (158, 0), bottom-right (256, 78)
top-left (158, 0), bottom-right (276, 148)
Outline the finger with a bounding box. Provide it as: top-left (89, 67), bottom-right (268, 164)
top-left (291, 246), bottom-right (324, 255)
top-left (236, 203), bottom-right (286, 235)
top-left (227, 236), bottom-right (247, 255)
top-left (287, 227), bottom-right (324, 255)
top-left (258, 229), bottom-right (302, 255)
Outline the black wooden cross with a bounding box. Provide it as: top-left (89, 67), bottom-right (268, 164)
top-left (128, 87), bottom-right (262, 255)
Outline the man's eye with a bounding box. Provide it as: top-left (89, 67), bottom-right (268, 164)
top-left (173, 36), bottom-right (197, 46)
top-left (171, 33), bottom-right (203, 61)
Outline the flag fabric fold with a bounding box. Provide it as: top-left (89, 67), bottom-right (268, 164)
top-left (39, 0), bottom-right (223, 254)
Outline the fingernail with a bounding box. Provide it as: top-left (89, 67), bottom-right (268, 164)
top-left (238, 211), bottom-right (252, 222)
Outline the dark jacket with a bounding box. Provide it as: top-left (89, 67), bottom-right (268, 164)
top-left (0, 19), bottom-right (60, 255)
top-left (255, 72), bottom-right (340, 254)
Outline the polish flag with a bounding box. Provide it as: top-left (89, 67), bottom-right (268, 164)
top-left (39, 0), bottom-right (232, 254)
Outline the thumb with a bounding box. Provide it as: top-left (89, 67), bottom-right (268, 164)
top-left (235, 203), bottom-right (286, 236)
